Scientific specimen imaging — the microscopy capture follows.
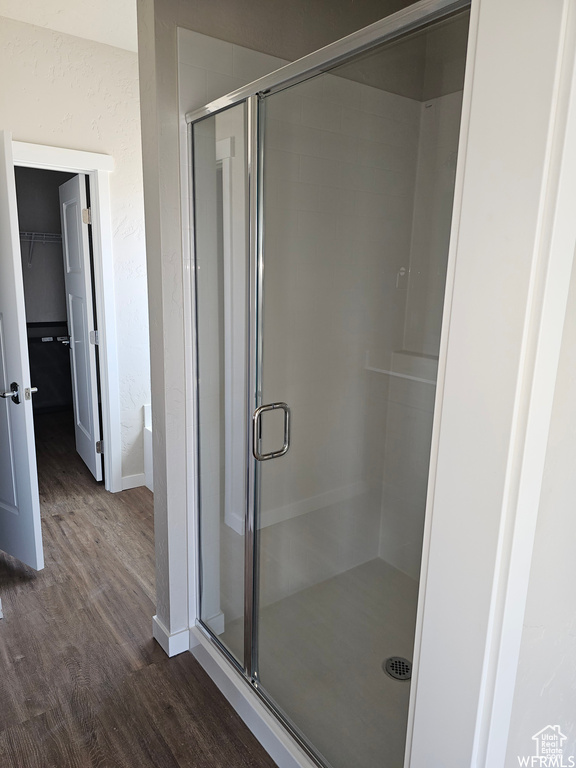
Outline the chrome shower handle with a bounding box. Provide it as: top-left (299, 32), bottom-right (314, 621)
top-left (252, 402), bottom-right (291, 461)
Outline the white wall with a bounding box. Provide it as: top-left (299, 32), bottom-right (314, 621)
top-left (0, 16), bottom-right (150, 481)
top-left (0, 0), bottom-right (138, 52)
top-left (504, 260), bottom-right (576, 764)
top-left (410, 1), bottom-right (576, 765)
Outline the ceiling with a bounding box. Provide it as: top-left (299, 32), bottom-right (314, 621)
top-left (0, 0), bottom-right (137, 52)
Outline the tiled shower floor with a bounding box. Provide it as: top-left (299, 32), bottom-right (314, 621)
top-left (221, 557), bottom-right (418, 768)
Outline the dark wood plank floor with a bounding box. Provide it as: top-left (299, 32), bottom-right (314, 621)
top-left (0, 410), bottom-right (277, 768)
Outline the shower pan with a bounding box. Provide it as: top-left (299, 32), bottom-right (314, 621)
top-left (188, 1), bottom-right (470, 766)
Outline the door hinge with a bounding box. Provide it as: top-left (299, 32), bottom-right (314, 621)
top-left (89, 330), bottom-right (99, 345)
top-left (82, 207), bottom-right (92, 225)
top-left (96, 440), bottom-right (104, 454)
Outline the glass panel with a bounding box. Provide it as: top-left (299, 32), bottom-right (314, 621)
top-left (193, 103), bottom-right (247, 665)
top-left (255, 11), bottom-right (469, 768)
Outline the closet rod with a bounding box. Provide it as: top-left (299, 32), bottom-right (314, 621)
top-left (19, 231), bottom-right (63, 268)
top-left (19, 231), bottom-right (62, 243)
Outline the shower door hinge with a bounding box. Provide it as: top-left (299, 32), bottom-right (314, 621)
top-left (96, 440), bottom-right (104, 455)
top-left (89, 330), bottom-right (99, 345)
top-left (82, 207), bottom-right (92, 225)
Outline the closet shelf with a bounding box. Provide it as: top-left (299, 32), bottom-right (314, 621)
top-left (19, 231), bottom-right (62, 243)
top-left (19, 231), bottom-right (63, 268)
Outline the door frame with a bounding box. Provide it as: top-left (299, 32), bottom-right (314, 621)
top-left (12, 141), bottom-right (122, 493)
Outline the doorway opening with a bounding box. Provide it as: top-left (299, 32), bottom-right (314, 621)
top-left (12, 139), bottom-right (122, 498)
top-left (14, 167), bottom-right (104, 486)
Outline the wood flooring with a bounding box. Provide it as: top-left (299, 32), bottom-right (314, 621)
top-left (0, 410), bottom-right (277, 768)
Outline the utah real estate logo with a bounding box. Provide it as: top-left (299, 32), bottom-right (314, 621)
top-left (518, 725), bottom-right (574, 767)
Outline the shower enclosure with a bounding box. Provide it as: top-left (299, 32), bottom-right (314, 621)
top-left (189, 1), bottom-right (470, 765)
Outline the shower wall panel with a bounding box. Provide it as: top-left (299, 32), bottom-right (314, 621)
top-left (404, 91), bottom-right (463, 357)
top-left (378, 91), bottom-right (463, 580)
top-left (258, 73), bottom-right (421, 607)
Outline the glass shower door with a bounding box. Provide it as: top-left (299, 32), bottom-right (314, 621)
top-left (189, 6), bottom-right (470, 767)
top-left (193, 102), bottom-right (248, 667)
top-left (252, 11), bottom-right (468, 768)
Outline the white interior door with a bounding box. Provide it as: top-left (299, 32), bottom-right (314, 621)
top-left (0, 131), bottom-right (44, 570)
top-left (59, 176), bottom-right (102, 482)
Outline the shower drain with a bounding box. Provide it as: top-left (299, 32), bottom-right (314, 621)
top-left (383, 656), bottom-right (412, 681)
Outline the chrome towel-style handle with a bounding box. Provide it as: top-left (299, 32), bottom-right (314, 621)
top-left (252, 402), bottom-right (291, 461)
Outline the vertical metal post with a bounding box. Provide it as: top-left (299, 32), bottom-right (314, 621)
top-left (188, 119), bottom-right (203, 630)
top-left (244, 94), bottom-right (262, 679)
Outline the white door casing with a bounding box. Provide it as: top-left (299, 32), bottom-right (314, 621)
top-left (0, 130), bottom-right (44, 570)
top-left (59, 175), bottom-right (103, 482)
top-left (12, 142), bottom-right (120, 493)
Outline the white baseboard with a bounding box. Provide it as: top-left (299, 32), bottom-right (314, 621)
top-left (152, 615), bottom-right (190, 657)
top-left (122, 473), bottom-right (146, 491)
top-left (262, 480), bottom-right (368, 528)
top-left (190, 627), bottom-right (318, 768)
top-left (143, 418), bottom-right (153, 492)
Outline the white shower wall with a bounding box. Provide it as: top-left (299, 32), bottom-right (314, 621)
top-left (378, 91), bottom-right (463, 580)
top-left (404, 91), bottom-right (464, 357)
top-left (261, 84), bottom-right (463, 595)
top-left (258, 73), bottom-right (422, 608)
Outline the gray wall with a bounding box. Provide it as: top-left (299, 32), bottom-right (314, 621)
top-left (166, 0), bottom-right (415, 61)
top-left (15, 167), bottom-right (75, 233)
top-left (15, 167), bottom-right (75, 323)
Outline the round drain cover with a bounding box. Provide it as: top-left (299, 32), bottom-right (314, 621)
top-left (383, 656), bottom-right (412, 681)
